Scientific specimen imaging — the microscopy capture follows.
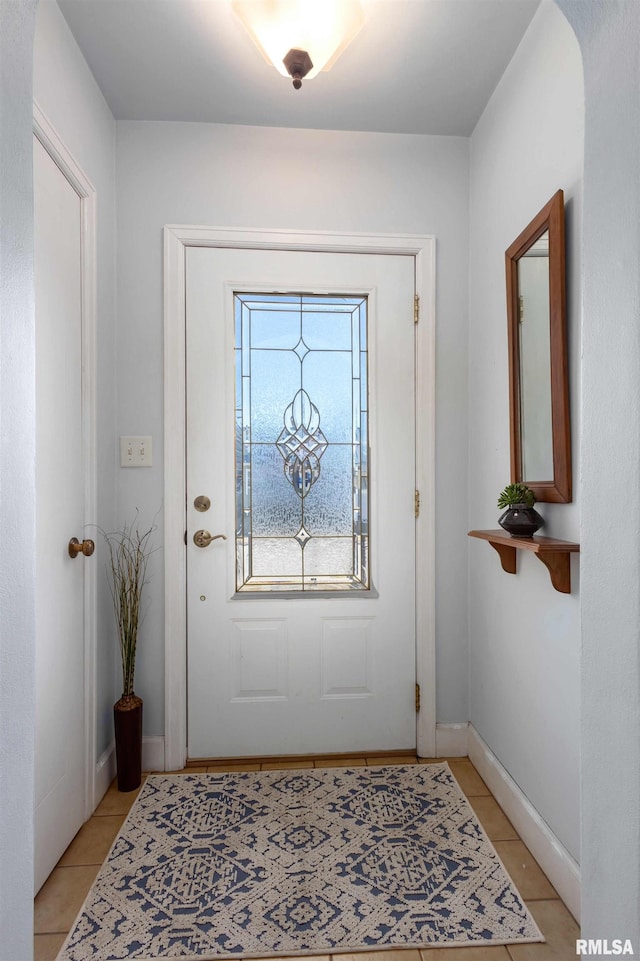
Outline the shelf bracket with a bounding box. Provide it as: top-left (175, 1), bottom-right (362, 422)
top-left (488, 541), bottom-right (517, 575)
top-left (535, 551), bottom-right (571, 594)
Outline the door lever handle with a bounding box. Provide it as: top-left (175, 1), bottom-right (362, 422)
top-left (193, 530), bottom-right (227, 549)
top-left (68, 537), bottom-right (95, 558)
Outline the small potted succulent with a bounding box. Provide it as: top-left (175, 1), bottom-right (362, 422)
top-left (497, 483), bottom-right (544, 538)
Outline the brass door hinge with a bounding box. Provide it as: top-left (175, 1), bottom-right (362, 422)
top-left (415, 683), bottom-right (421, 713)
top-left (414, 294), bottom-right (420, 324)
top-left (415, 489), bottom-right (420, 518)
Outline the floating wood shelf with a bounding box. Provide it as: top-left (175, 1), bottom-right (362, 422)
top-left (468, 530), bottom-right (580, 594)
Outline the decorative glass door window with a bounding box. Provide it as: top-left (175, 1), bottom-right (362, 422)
top-left (235, 292), bottom-right (369, 592)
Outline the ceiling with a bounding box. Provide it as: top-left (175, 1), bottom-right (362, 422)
top-left (57, 0), bottom-right (540, 137)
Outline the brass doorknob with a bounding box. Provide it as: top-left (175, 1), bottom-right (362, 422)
top-left (193, 530), bottom-right (227, 548)
top-left (68, 537), bottom-right (95, 558)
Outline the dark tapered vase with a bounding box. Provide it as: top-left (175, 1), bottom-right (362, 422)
top-left (114, 693), bottom-right (143, 792)
top-left (498, 503), bottom-right (544, 538)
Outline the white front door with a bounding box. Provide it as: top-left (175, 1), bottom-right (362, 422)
top-left (33, 134), bottom-right (90, 892)
top-left (186, 246), bottom-right (417, 759)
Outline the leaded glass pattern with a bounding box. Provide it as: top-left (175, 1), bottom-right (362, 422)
top-left (235, 293), bottom-right (369, 593)
top-left (276, 389), bottom-right (328, 497)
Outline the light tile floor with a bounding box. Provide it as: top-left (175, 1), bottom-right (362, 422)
top-left (34, 755), bottom-right (579, 961)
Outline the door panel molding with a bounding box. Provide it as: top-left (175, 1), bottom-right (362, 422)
top-left (164, 226), bottom-right (436, 770)
top-left (33, 103), bottom-right (98, 820)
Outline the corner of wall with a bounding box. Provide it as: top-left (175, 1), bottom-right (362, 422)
top-left (0, 5), bottom-right (38, 958)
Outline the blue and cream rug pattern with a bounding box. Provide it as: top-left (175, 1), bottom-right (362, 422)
top-left (58, 764), bottom-right (543, 960)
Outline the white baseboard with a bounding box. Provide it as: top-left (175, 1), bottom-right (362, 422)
top-left (94, 737), bottom-right (165, 809)
top-left (95, 742), bottom-right (116, 808)
top-left (142, 735), bottom-right (166, 773)
top-left (468, 724), bottom-right (581, 922)
top-left (435, 722), bottom-right (469, 757)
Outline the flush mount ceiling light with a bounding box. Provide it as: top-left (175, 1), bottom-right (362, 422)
top-left (232, 0), bottom-right (365, 89)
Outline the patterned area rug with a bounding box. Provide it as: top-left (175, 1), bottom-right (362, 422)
top-left (58, 764), bottom-right (543, 960)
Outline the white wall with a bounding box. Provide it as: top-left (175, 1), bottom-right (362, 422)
top-left (34, 0), bottom-right (118, 759)
top-left (0, 4), bottom-right (38, 957)
top-left (116, 121), bottom-right (470, 737)
top-left (468, 1), bottom-right (583, 861)
top-left (557, 0), bottom-right (640, 945)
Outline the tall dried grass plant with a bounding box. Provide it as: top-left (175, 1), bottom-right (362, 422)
top-left (103, 516), bottom-right (157, 697)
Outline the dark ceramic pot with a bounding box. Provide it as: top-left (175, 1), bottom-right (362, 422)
top-left (114, 693), bottom-right (143, 792)
top-left (498, 503), bottom-right (544, 538)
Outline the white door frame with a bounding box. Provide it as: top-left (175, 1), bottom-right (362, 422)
top-left (164, 225), bottom-right (436, 770)
top-left (33, 103), bottom-right (98, 818)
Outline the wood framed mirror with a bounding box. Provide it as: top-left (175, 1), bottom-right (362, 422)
top-left (505, 189), bottom-right (571, 503)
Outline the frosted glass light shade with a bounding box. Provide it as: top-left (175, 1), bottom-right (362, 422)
top-left (232, 0), bottom-right (365, 81)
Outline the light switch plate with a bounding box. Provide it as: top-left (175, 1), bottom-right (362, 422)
top-left (120, 435), bottom-right (152, 467)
